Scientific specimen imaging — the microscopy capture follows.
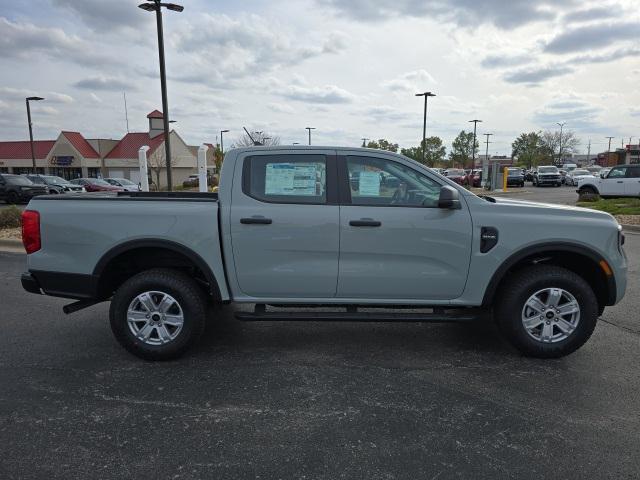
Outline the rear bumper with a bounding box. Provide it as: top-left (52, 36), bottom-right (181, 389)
top-left (21, 270), bottom-right (99, 299)
top-left (21, 273), bottom-right (42, 295)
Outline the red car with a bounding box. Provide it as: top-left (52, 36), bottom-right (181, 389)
top-left (443, 168), bottom-right (466, 185)
top-left (465, 169), bottom-right (483, 187)
top-left (71, 178), bottom-right (125, 192)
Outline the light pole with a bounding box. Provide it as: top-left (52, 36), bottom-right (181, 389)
top-left (361, 137), bottom-right (369, 147)
top-left (220, 129), bottom-right (229, 155)
top-left (415, 92), bottom-right (435, 164)
top-left (26, 96), bottom-right (45, 172)
top-left (556, 122), bottom-right (566, 164)
top-left (306, 127), bottom-right (316, 145)
top-left (138, 0), bottom-right (183, 191)
top-left (469, 119), bottom-right (482, 169)
top-left (606, 136), bottom-right (614, 153)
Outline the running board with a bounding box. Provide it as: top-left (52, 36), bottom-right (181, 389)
top-left (235, 306), bottom-right (481, 323)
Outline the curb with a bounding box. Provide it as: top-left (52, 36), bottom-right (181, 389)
top-left (0, 238), bottom-right (23, 253)
top-left (621, 224), bottom-right (640, 233)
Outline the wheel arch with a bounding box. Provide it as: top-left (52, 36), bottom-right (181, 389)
top-left (93, 239), bottom-right (222, 301)
top-left (482, 242), bottom-right (616, 309)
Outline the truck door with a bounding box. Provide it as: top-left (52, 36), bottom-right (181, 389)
top-left (625, 166), bottom-right (640, 197)
top-left (336, 154), bottom-right (473, 301)
top-left (229, 151), bottom-right (340, 298)
top-left (600, 166), bottom-right (627, 196)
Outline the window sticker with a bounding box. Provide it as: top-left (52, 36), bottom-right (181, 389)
top-left (265, 163), bottom-right (319, 196)
top-left (358, 171), bottom-right (381, 196)
top-left (292, 164), bottom-right (318, 195)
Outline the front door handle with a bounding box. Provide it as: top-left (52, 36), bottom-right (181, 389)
top-left (240, 216), bottom-right (272, 225)
top-left (350, 219), bottom-right (382, 227)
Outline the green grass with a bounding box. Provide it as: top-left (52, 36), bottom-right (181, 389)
top-left (576, 197), bottom-right (640, 215)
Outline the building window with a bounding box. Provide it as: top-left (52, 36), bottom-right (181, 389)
top-left (87, 168), bottom-right (101, 178)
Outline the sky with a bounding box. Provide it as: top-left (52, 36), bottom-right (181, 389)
top-left (0, 0), bottom-right (639, 156)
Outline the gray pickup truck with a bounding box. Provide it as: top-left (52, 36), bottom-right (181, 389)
top-left (20, 147), bottom-right (627, 360)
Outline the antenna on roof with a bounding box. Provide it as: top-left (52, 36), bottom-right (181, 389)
top-left (123, 91), bottom-right (130, 133)
top-left (243, 127), bottom-right (262, 146)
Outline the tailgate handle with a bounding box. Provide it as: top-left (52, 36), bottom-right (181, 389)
top-left (350, 219), bottom-right (382, 227)
top-left (240, 216), bottom-right (272, 225)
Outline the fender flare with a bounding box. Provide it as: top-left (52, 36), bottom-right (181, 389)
top-left (93, 238), bottom-right (222, 301)
top-left (481, 241), bottom-right (616, 307)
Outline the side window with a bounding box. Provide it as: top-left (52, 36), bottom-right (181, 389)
top-left (608, 167), bottom-right (627, 178)
top-left (243, 154), bottom-right (327, 204)
top-left (346, 156), bottom-right (442, 207)
top-left (626, 167), bottom-right (640, 178)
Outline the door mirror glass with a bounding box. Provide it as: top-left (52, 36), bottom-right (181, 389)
top-left (438, 185), bottom-right (461, 209)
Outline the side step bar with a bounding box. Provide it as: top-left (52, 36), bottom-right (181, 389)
top-left (235, 305), bottom-right (481, 323)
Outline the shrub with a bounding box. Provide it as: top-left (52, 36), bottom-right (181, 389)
top-left (0, 206), bottom-right (22, 229)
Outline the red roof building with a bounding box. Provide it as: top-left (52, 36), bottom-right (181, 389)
top-left (0, 140), bottom-right (56, 160)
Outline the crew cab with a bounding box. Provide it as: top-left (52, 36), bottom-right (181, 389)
top-left (21, 147), bottom-right (627, 360)
top-left (533, 166), bottom-right (562, 187)
top-left (577, 164), bottom-right (640, 198)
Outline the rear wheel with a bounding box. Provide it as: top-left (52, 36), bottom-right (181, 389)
top-left (6, 191), bottom-right (19, 204)
top-left (109, 268), bottom-right (207, 360)
top-left (578, 185), bottom-right (598, 195)
top-left (494, 265), bottom-right (598, 358)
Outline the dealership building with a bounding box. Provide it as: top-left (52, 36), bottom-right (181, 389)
top-left (0, 110), bottom-right (215, 187)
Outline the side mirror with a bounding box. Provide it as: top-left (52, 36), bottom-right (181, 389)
top-left (600, 172), bottom-right (606, 178)
top-left (438, 185), bottom-right (461, 209)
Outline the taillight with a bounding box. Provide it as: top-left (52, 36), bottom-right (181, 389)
top-left (21, 210), bottom-right (41, 254)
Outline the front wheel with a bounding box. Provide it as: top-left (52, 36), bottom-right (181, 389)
top-left (109, 268), bottom-right (207, 360)
top-left (494, 265), bottom-right (598, 358)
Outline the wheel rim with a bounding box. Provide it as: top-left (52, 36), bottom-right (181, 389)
top-left (127, 291), bottom-right (184, 346)
top-left (521, 288), bottom-right (580, 343)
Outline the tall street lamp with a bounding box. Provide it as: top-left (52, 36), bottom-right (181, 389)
top-left (138, 0), bottom-right (184, 191)
top-left (468, 119), bottom-right (482, 169)
top-left (26, 96), bottom-right (45, 172)
top-left (415, 92), bottom-right (435, 164)
top-left (557, 121), bottom-right (566, 164)
top-left (220, 129), bottom-right (229, 155)
top-left (306, 127), bottom-right (316, 145)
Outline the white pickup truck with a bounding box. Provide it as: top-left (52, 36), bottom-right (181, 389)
top-left (20, 147), bottom-right (627, 360)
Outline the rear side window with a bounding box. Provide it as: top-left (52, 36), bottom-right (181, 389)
top-left (627, 167), bottom-right (640, 178)
top-left (243, 154), bottom-right (327, 204)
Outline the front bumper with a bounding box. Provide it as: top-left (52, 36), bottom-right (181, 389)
top-left (537, 177), bottom-right (561, 184)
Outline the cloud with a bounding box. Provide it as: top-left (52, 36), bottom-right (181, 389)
top-left (52, 0), bottom-right (144, 31)
top-left (480, 53), bottom-right (531, 69)
top-left (280, 84), bottom-right (356, 104)
top-left (532, 95), bottom-right (603, 130)
top-left (563, 6), bottom-right (617, 23)
top-left (567, 46), bottom-right (640, 64)
top-left (317, 0), bottom-right (563, 29)
top-left (0, 17), bottom-right (121, 67)
top-left (74, 76), bottom-right (136, 91)
top-left (382, 70), bottom-right (437, 93)
top-left (630, 108), bottom-right (640, 118)
top-left (361, 105), bottom-right (412, 122)
top-left (268, 103), bottom-right (295, 114)
top-left (503, 64), bottom-right (574, 85)
top-left (0, 87), bottom-right (73, 104)
top-left (544, 22), bottom-right (640, 54)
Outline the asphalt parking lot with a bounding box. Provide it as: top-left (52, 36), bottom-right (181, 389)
top-left (1, 188), bottom-right (639, 479)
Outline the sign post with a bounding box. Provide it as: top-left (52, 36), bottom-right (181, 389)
top-left (138, 146), bottom-right (150, 192)
top-left (503, 166), bottom-right (508, 191)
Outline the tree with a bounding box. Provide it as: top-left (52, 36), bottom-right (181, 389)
top-left (147, 147), bottom-right (166, 190)
top-left (232, 131), bottom-right (281, 147)
top-left (213, 144), bottom-right (223, 174)
top-left (400, 136), bottom-right (446, 167)
top-left (449, 130), bottom-right (478, 168)
top-left (541, 130), bottom-right (580, 164)
top-left (511, 131), bottom-right (548, 168)
top-left (366, 138), bottom-right (399, 152)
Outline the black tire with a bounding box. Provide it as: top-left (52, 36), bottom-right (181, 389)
top-left (109, 268), bottom-right (207, 360)
top-left (6, 191), bottom-right (19, 204)
top-left (494, 265), bottom-right (598, 358)
top-left (579, 185), bottom-right (598, 195)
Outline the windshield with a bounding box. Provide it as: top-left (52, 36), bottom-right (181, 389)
top-left (111, 178), bottom-right (136, 185)
top-left (446, 169), bottom-right (465, 176)
top-left (4, 175), bottom-right (34, 186)
top-left (507, 169), bottom-right (521, 176)
top-left (572, 169), bottom-right (590, 176)
top-left (43, 176), bottom-right (71, 184)
top-left (538, 167), bottom-right (558, 173)
top-left (89, 179), bottom-right (111, 186)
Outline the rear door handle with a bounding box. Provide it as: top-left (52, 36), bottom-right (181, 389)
top-left (240, 216), bottom-right (272, 225)
top-left (349, 219), bottom-right (382, 227)
top-left (617, 181), bottom-right (624, 183)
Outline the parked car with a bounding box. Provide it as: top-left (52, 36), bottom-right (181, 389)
top-left (0, 174), bottom-right (48, 204)
top-left (443, 168), bottom-right (466, 185)
top-left (21, 146), bottom-right (627, 361)
top-left (586, 165), bottom-right (602, 175)
top-left (26, 174), bottom-right (85, 194)
top-left (506, 168), bottom-right (525, 187)
top-left (599, 168), bottom-right (611, 178)
top-left (105, 178), bottom-right (140, 192)
top-left (558, 169), bottom-right (567, 184)
top-left (524, 169), bottom-right (534, 182)
top-left (565, 169), bottom-right (594, 186)
top-left (465, 169), bottom-right (482, 187)
top-left (533, 166), bottom-right (562, 187)
top-left (183, 175), bottom-right (200, 188)
top-left (561, 163), bottom-right (578, 172)
top-left (577, 164), bottom-right (640, 198)
top-left (70, 178), bottom-right (124, 192)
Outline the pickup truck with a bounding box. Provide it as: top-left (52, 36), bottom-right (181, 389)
top-left (20, 146), bottom-right (627, 360)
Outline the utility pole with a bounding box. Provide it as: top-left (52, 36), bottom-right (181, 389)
top-left (483, 133), bottom-right (493, 163)
top-left (415, 92), bottom-right (436, 165)
top-left (468, 119), bottom-right (482, 169)
top-left (361, 138), bottom-right (369, 147)
top-left (306, 127), bottom-right (316, 145)
top-left (606, 136), bottom-right (614, 153)
top-left (556, 122), bottom-right (566, 165)
top-left (26, 96), bottom-right (45, 172)
top-left (587, 139), bottom-right (591, 165)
